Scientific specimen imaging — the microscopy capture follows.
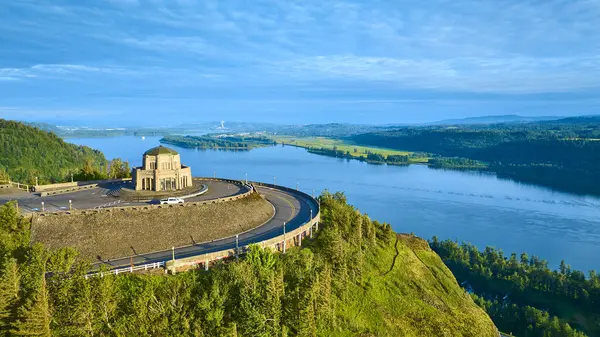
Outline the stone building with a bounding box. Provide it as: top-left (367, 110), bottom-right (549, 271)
top-left (132, 146), bottom-right (192, 191)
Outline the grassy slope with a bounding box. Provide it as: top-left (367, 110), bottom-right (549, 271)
top-left (273, 136), bottom-right (429, 163)
top-left (328, 234), bottom-right (498, 336)
top-left (0, 119), bottom-right (106, 183)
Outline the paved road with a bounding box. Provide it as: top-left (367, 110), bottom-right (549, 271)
top-left (0, 180), bottom-right (247, 213)
top-left (92, 185), bottom-right (318, 270)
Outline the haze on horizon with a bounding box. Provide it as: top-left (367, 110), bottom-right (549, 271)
top-left (1, 0), bottom-right (600, 126)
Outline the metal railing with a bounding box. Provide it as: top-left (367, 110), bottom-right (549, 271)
top-left (86, 261), bottom-right (165, 278)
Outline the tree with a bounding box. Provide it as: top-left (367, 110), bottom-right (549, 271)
top-left (90, 269), bottom-right (118, 335)
top-left (108, 158), bottom-right (132, 179)
top-left (73, 160), bottom-right (107, 181)
top-left (0, 258), bottom-right (20, 335)
top-left (0, 202), bottom-right (29, 260)
top-left (12, 277), bottom-right (51, 337)
top-left (520, 252), bottom-right (529, 266)
top-left (0, 168), bottom-right (9, 182)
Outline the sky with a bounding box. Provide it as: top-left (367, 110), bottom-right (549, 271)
top-left (1, 0), bottom-right (600, 126)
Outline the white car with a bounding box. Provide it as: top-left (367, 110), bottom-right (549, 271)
top-left (160, 197), bottom-right (184, 205)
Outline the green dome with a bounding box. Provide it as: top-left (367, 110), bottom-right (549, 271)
top-left (144, 145), bottom-right (178, 156)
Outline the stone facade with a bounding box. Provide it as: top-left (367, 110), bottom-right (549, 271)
top-left (132, 146), bottom-right (192, 191)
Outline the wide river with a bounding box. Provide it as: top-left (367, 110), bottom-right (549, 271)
top-left (68, 136), bottom-right (600, 272)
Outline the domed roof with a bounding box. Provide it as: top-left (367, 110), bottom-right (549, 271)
top-left (144, 145), bottom-right (178, 156)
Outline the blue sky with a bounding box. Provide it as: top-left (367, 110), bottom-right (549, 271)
top-left (1, 0), bottom-right (599, 126)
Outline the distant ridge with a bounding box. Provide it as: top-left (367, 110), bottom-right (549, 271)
top-left (430, 114), bottom-right (564, 125)
top-left (542, 115), bottom-right (600, 124)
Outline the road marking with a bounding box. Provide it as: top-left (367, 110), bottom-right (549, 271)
top-left (266, 190), bottom-right (296, 223)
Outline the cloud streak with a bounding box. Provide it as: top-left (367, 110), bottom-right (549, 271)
top-left (277, 55), bottom-right (600, 93)
top-left (1, 0), bottom-right (600, 123)
top-left (0, 64), bottom-right (135, 80)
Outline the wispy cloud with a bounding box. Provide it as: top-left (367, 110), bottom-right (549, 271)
top-left (0, 64), bottom-right (135, 80)
top-left (1, 0), bottom-right (600, 123)
top-left (277, 55), bottom-right (600, 93)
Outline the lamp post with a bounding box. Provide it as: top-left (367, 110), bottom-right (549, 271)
top-left (296, 182), bottom-right (299, 191)
top-left (245, 173), bottom-right (248, 184)
top-left (213, 171), bottom-right (216, 178)
top-left (35, 176), bottom-right (38, 186)
top-left (71, 173), bottom-right (74, 183)
top-left (283, 222), bottom-right (286, 254)
top-left (235, 234), bottom-right (239, 260)
top-left (273, 176), bottom-right (276, 186)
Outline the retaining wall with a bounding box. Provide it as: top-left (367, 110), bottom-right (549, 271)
top-left (78, 180), bottom-right (320, 277)
top-left (39, 184), bottom-right (99, 196)
top-left (164, 210), bottom-right (320, 273)
top-left (162, 186), bottom-right (320, 273)
top-left (34, 178), bottom-right (132, 192)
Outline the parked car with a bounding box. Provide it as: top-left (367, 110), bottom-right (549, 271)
top-left (160, 197), bottom-right (184, 205)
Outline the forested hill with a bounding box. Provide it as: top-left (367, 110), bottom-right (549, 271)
top-left (0, 193), bottom-right (499, 336)
top-left (349, 123), bottom-right (600, 195)
top-left (0, 119), bottom-right (106, 184)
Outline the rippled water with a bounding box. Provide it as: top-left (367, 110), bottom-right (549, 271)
top-left (67, 136), bottom-right (600, 272)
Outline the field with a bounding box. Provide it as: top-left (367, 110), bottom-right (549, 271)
top-left (273, 136), bottom-right (429, 163)
top-left (31, 193), bottom-right (274, 261)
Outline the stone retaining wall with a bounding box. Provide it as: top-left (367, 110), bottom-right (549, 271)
top-left (85, 184), bottom-right (321, 276)
top-left (163, 186), bottom-right (320, 273)
top-left (165, 211), bottom-right (320, 273)
top-left (34, 178), bottom-right (132, 192)
top-left (39, 184), bottom-right (98, 196)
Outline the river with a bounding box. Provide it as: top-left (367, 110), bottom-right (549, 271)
top-left (68, 136), bottom-right (600, 272)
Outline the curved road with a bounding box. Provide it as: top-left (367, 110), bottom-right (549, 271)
top-left (92, 185), bottom-right (319, 270)
top-left (1, 180), bottom-right (319, 271)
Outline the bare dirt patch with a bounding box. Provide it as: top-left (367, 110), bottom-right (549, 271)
top-left (31, 193), bottom-right (274, 261)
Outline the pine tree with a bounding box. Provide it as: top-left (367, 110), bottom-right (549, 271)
top-left (295, 285), bottom-right (316, 337)
top-left (315, 263), bottom-right (334, 331)
top-left (0, 258), bottom-right (20, 335)
top-left (11, 277), bottom-right (51, 337)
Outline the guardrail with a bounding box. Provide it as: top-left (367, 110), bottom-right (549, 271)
top-left (85, 261), bottom-right (165, 278)
top-left (0, 181), bottom-right (31, 191)
top-left (94, 200), bottom-right (122, 209)
top-left (180, 184), bottom-right (209, 199)
top-left (87, 183), bottom-right (320, 277)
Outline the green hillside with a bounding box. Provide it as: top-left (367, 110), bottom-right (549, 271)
top-left (0, 119), bottom-right (105, 184)
top-left (0, 192), bottom-right (497, 336)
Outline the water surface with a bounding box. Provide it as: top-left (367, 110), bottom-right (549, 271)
top-left (69, 136), bottom-right (600, 272)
